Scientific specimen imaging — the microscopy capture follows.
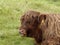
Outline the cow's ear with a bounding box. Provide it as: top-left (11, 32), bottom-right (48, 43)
top-left (38, 14), bottom-right (46, 24)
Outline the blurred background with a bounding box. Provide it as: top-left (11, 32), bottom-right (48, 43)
top-left (0, 0), bottom-right (60, 45)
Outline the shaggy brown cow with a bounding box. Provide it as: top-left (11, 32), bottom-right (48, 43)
top-left (19, 10), bottom-right (60, 45)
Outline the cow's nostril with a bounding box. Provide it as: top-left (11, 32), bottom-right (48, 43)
top-left (19, 30), bottom-right (26, 37)
top-left (19, 29), bottom-right (26, 36)
top-left (19, 30), bottom-right (23, 34)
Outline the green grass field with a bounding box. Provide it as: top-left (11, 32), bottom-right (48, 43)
top-left (0, 0), bottom-right (60, 45)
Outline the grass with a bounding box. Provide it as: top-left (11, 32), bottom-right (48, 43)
top-left (0, 0), bottom-right (60, 45)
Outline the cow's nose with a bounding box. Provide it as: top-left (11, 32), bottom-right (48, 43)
top-left (19, 29), bottom-right (26, 36)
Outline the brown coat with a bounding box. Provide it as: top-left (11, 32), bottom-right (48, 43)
top-left (19, 10), bottom-right (60, 45)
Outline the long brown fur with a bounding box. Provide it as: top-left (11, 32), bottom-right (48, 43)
top-left (19, 10), bottom-right (60, 45)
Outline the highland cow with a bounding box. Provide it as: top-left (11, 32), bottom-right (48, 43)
top-left (19, 10), bottom-right (60, 45)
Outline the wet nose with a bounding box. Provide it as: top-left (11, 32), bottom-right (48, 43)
top-left (19, 29), bottom-right (26, 36)
top-left (19, 29), bottom-right (24, 34)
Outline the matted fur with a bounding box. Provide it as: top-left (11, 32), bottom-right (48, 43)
top-left (19, 10), bottom-right (60, 45)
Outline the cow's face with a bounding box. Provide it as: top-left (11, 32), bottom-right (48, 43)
top-left (19, 11), bottom-right (46, 37)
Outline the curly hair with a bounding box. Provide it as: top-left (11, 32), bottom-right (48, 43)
top-left (19, 10), bottom-right (60, 45)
